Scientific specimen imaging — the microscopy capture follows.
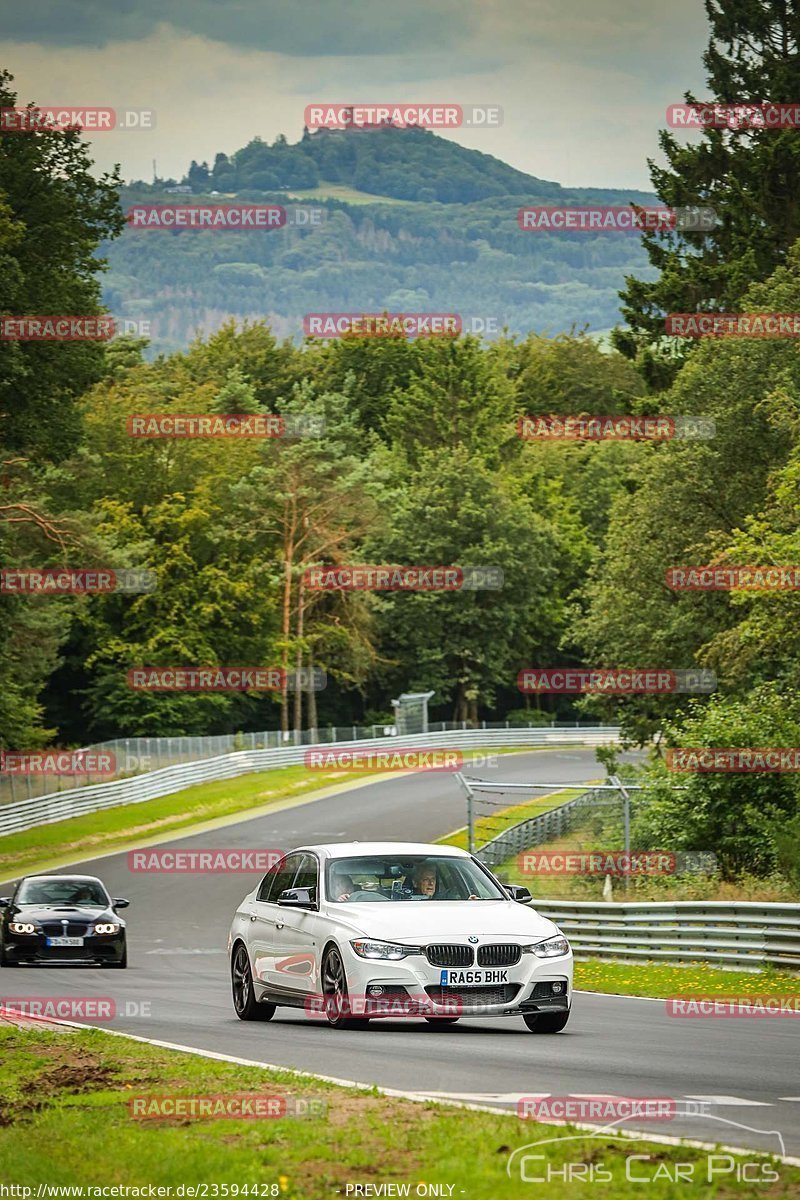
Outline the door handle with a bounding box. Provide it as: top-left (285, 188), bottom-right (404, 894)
top-left (276, 921), bottom-right (284, 930)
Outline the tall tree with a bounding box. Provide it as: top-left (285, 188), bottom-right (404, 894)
top-left (615, 2), bottom-right (800, 381)
top-left (0, 70), bottom-right (125, 462)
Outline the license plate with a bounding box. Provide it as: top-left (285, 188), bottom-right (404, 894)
top-left (440, 968), bottom-right (509, 986)
top-left (46, 937), bottom-right (84, 947)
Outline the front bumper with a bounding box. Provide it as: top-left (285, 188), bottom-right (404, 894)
top-left (2, 932), bottom-right (126, 965)
top-left (343, 943), bottom-right (573, 1018)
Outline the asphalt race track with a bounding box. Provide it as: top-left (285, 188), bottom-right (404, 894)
top-left (2, 748), bottom-right (798, 1158)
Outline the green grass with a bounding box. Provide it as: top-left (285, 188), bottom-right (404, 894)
top-left (437, 785), bottom-right (592, 851)
top-left (0, 745), bottom-right (552, 881)
top-left (575, 958), bottom-right (800, 999)
top-left (0, 1024), bottom-right (795, 1197)
top-left (285, 183), bottom-right (414, 205)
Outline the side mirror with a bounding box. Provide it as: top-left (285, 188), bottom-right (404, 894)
top-left (112, 898), bottom-right (130, 909)
top-left (0, 897), bottom-right (10, 908)
top-left (277, 887), bottom-right (316, 910)
top-left (505, 884), bottom-right (533, 904)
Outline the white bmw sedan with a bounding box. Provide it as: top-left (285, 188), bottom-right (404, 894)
top-left (227, 841), bottom-right (572, 1031)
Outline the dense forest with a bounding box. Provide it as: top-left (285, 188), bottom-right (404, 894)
top-left (4, 0), bottom-right (800, 884)
top-left (108, 126), bottom-right (660, 354)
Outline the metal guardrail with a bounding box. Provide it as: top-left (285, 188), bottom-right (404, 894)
top-left (0, 726), bottom-right (620, 838)
top-left (532, 899), bottom-right (800, 971)
top-left (474, 786), bottom-right (612, 867)
top-left (0, 719), bottom-right (611, 806)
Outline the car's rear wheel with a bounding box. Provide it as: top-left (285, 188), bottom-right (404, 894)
top-left (523, 1010), bottom-right (570, 1033)
top-left (321, 945), bottom-right (369, 1029)
top-left (232, 943), bottom-right (276, 1021)
top-left (424, 1016), bottom-right (460, 1025)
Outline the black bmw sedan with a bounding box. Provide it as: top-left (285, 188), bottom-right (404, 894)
top-left (0, 874), bottom-right (129, 967)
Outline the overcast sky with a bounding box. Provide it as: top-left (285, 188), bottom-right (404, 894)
top-left (1, 0), bottom-right (709, 189)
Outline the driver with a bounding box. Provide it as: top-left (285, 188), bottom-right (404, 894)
top-left (411, 863), bottom-right (437, 898)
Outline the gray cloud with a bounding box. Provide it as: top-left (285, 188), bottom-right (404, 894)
top-left (3, 0), bottom-right (476, 56)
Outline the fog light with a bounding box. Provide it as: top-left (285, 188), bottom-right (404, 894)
top-left (367, 985), bottom-right (384, 997)
top-left (552, 982), bottom-right (563, 994)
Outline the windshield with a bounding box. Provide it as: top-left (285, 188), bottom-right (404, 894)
top-left (16, 878), bottom-right (109, 907)
top-left (325, 854), bottom-right (506, 902)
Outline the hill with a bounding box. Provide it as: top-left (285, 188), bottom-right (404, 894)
top-left (105, 126), bottom-right (659, 353)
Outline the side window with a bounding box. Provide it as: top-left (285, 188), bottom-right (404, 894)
top-left (258, 854), bottom-right (302, 903)
top-left (256, 861), bottom-right (281, 902)
top-left (293, 854), bottom-right (319, 896)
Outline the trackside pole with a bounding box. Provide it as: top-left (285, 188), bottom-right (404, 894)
top-left (454, 772), bottom-right (476, 853)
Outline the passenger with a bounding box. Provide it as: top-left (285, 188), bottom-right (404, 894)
top-left (332, 872), bottom-right (355, 902)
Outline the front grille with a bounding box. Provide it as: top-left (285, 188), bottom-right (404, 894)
top-left (41, 922), bottom-right (89, 937)
top-left (425, 984), bottom-right (520, 1006)
top-left (477, 943), bottom-right (521, 967)
top-left (425, 944), bottom-right (473, 968)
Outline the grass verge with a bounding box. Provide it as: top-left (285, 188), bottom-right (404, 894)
top-left (437, 785), bottom-right (592, 851)
top-left (575, 958), bottom-right (800, 999)
top-left (0, 1023), bottom-right (795, 1197)
top-left (0, 746), bottom-right (547, 881)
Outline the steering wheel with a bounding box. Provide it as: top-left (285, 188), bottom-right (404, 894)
top-left (344, 889), bottom-right (390, 902)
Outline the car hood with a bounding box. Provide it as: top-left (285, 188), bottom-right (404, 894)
top-left (11, 905), bottom-right (114, 922)
top-left (333, 900), bottom-right (560, 943)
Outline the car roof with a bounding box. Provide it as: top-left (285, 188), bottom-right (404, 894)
top-left (297, 842), bottom-right (471, 859)
top-left (19, 874), bottom-right (105, 884)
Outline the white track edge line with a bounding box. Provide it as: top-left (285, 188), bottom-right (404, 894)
top-left (4, 1012), bottom-right (798, 1167)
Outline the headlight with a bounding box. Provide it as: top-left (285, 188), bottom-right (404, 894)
top-left (350, 940), bottom-right (419, 960)
top-left (93, 923), bottom-right (121, 935)
top-left (9, 922), bottom-right (37, 935)
top-left (525, 935), bottom-right (570, 958)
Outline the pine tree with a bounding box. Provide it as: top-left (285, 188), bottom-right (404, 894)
top-left (615, 1), bottom-right (800, 383)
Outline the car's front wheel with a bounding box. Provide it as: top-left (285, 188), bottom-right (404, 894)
top-left (523, 1010), bottom-right (570, 1033)
top-left (231, 943), bottom-right (276, 1021)
top-left (0, 943), bottom-right (17, 967)
top-left (321, 945), bottom-right (369, 1029)
top-left (104, 944), bottom-right (127, 969)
